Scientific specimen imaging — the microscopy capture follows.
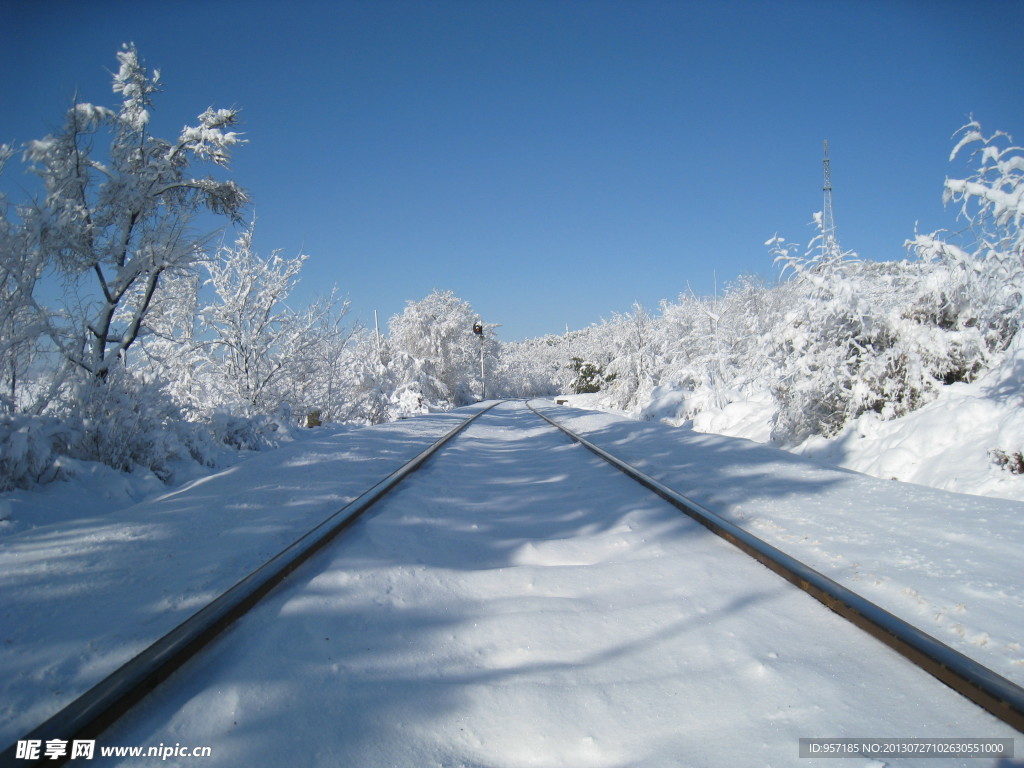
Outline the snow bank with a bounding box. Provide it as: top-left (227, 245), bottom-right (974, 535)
top-left (798, 336), bottom-right (1024, 501)
top-left (641, 384), bottom-right (776, 444)
top-left (621, 337), bottom-right (1024, 502)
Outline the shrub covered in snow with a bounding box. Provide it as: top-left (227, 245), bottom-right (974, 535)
top-left (0, 415), bottom-right (77, 491)
top-left (205, 407), bottom-right (296, 452)
top-left (0, 370), bottom-right (213, 490)
top-left (590, 121), bottom-right (1024, 457)
top-left (65, 369), bottom-right (239, 483)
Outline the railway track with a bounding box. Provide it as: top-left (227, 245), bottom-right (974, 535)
top-left (3, 400), bottom-right (1021, 766)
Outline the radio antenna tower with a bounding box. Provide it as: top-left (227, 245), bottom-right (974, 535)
top-left (821, 139), bottom-right (840, 259)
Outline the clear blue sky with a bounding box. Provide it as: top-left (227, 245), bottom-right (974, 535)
top-left (3, 0), bottom-right (1022, 340)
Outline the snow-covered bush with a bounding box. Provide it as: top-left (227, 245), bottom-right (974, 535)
top-left (0, 415), bottom-right (78, 490)
top-left (329, 328), bottom-right (396, 424)
top-left (591, 119), bottom-right (1023, 447)
top-left (493, 335), bottom-right (573, 399)
top-left (766, 232), bottom-right (883, 442)
top-left (910, 120), bottom-right (1024, 353)
top-left (206, 408), bottom-right (294, 452)
top-left (65, 369), bottom-right (216, 481)
top-left (650, 276), bottom-right (786, 422)
top-left (568, 357), bottom-right (614, 394)
top-left (602, 303), bottom-right (659, 410)
top-left (0, 368), bottom-right (224, 490)
top-left (763, 169), bottom-right (1018, 446)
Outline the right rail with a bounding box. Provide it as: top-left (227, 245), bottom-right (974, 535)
top-left (527, 399), bottom-right (1024, 734)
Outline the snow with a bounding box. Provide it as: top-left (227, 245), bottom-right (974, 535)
top-left (796, 335), bottom-right (1024, 502)
top-left (691, 391), bottom-right (776, 443)
top-left (541, 402), bottom-right (1024, 690)
top-left (626, 336), bottom-right (1024, 504)
top-left (2, 401), bottom-right (1020, 765)
top-left (0, 410), bottom-right (477, 748)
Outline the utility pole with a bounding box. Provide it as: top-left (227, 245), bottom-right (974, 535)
top-left (822, 139), bottom-right (840, 259)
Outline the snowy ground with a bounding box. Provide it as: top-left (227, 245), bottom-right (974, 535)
top-left (1, 401), bottom-right (1022, 766)
top-left (0, 409), bottom-right (484, 749)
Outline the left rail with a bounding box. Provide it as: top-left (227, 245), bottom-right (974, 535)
top-left (1, 401), bottom-right (504, 768)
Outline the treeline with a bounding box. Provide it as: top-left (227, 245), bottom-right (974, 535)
top-left (498, 120), bottom-right (1024, 463)
top-left (1, 46), bottom-right (1021, 490)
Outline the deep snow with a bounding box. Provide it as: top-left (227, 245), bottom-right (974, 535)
top-left (1, 401), bottom-right (1021, 766)
top-left (633, 334), bottom-right (1024, 503)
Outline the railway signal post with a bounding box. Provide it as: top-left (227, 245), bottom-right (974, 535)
top-left (473, 321), bottom-right (485, 401)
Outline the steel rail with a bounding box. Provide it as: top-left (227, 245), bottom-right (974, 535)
top-left (526, 399), bottom-right (1024, 734)
top-left (1, 401), bottom-right (505, 768)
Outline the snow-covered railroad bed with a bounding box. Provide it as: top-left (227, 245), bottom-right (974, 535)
top-left (0, 409), bottom-right (489, 755)
top-left (3, 400), bottom-right (1022, 766)
top-left (65, 401), bottom-right (1022, 766)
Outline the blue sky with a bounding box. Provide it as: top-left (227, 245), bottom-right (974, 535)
top-left (3, 0), bottom-right (1022, 340)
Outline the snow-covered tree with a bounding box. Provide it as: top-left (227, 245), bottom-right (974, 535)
top-left (17, 43), bottom-right (247, 386)
top-left (387, 290), bottom-right (492, 410)
top-left (0, 44), bottom-right (253, 485)
top-left (335, 327), bottom-right (397, 424)
top-left (764, 225), bottom-right (946, 442)
top-left (603, 303), bottom-right (658, 410)
top-left (648, 276), bottom-right (786, 423)
top-left (910, 120), bottom-right (1024, 352)
top-left (0, 144), bottom-right (45, 413)
top-left (492, 333), bottom-right (580, 399)
top-left (199, 221), bottom-right (349, 417)
top-left (764, 230), bottom-right (871, 440)
top-left (131, 267), bottom-right (204, 410)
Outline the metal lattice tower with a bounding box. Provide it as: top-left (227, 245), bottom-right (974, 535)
top-left (821, 139), bottom-right (839, 258)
